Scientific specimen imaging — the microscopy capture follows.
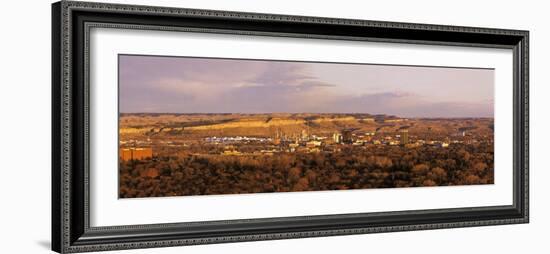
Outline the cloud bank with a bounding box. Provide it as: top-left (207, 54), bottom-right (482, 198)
top-left (119, 55), bottom-right (494, 118)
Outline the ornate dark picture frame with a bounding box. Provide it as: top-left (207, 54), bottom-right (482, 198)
top-left (52, 1), bottom-right (529, 253)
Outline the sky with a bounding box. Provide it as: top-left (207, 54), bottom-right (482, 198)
top-left (119, 55), bottom-right (494, 118)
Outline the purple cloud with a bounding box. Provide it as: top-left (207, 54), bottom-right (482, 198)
top-left (119, 55), bottom-right (494, 117)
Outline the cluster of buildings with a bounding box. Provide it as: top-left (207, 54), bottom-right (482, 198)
top-left (120, 125), bottom-right (487, 159)
top-left (119, 147), bottom-right (153, 161)
top-left (215, 127), bottom-right (437, 156)
top-left (204, 136), bottom-right (272, 144)
top-left (120, 138), bottom-right (154, 161)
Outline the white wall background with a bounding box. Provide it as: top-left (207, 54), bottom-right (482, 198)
top-left (0, 0), bottom-right (546, 253)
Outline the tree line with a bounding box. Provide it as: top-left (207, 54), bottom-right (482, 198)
top-left (119, 143), bottom-right (493, 198)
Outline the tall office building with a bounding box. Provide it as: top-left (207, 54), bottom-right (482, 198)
top-left (400, 129), bottom-right (409, 145)
top-left (342, 129), bottom-right (353, 144)
top-left (333, 132), bottom-right (343, 144)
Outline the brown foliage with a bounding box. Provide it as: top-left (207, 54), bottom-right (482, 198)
top-left (119, 142), bottom-right (494, 198)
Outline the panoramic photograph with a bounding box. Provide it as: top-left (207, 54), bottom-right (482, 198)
top-left (118, 54), bottom-right (495, 198)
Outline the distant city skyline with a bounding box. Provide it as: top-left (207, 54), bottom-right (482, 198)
top-left (119, 55), bottom-right (494, 118)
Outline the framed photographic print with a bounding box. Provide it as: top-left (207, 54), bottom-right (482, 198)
top-left (51, 1), bottom-right (529, 253)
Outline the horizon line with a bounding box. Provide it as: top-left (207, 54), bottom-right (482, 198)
top-left (119, 112), bottom-right (494, 119)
